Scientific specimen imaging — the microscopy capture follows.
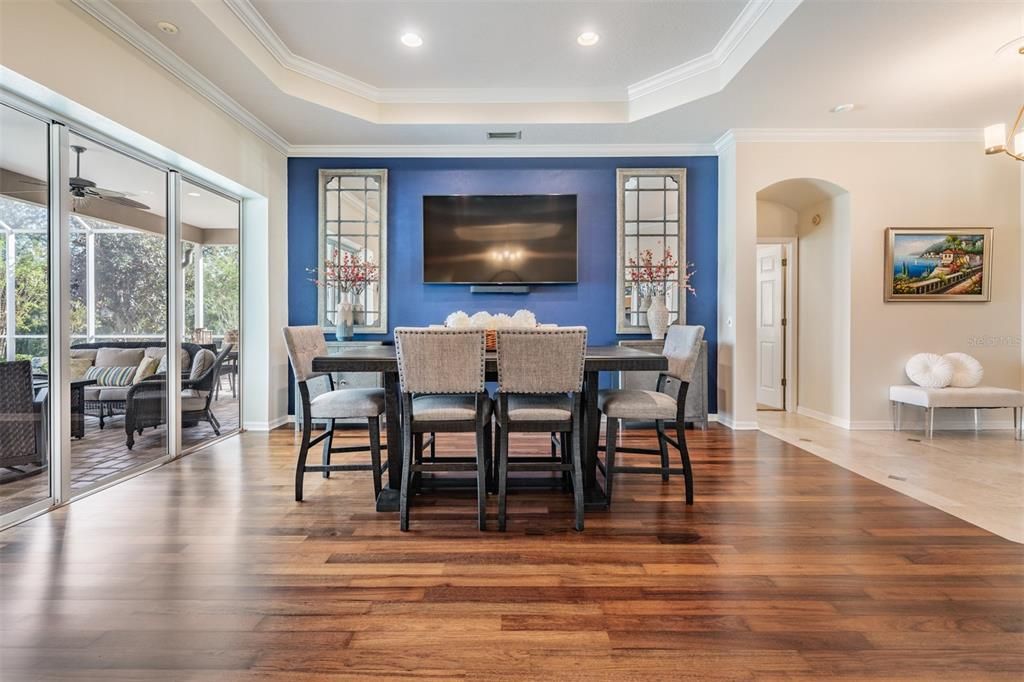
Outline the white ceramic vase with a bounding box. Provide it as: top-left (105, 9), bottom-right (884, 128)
top-left (335, 297), bottom-right (354, 340)
top-left (647, 295), bottom-right (670, 340)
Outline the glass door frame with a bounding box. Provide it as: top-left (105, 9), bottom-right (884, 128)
top-left (0, 95), bottom-right (60, 527)
top-left (0, 89), bottom-right (244, 529)
top-left (178, 175), bottom-right (244, 454)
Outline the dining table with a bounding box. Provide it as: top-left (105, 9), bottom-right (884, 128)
top-left (312, 344), bottom-right (668, 512)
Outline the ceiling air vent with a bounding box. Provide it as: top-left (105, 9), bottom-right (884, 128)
top-left (486, 131), bottom-right (522, 141)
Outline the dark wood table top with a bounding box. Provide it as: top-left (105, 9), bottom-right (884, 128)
top-left (313, 344), bottom-right (667, 374)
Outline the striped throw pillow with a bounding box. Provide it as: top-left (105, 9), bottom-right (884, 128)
top-left (84, 365), bottom-right (137, 387)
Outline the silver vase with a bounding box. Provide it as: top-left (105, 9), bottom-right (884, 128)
top-left (335, 301), bottom-right (354, 340)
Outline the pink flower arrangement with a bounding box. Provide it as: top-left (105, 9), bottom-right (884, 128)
top-left (308, 249), bottom-right (378, 296)
top-left (627, 246), bottom-right (696, 297)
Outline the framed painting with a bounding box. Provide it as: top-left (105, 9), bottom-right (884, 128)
top-left (884, 227), bottom-right (993, 302)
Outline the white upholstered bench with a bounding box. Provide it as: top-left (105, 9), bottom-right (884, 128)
top-left (889, 385), bottom-right (1024, 440)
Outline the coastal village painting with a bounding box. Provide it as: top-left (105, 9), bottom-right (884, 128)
top-left (884, 228), bottom-right (993, 302)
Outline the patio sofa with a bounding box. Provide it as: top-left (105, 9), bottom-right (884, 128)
top-left (70, 341), bottom-right (208, 429)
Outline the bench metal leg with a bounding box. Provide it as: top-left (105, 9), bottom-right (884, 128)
top-left (974, 408), bottom-right (980, 434)
top-left (1014, 407), bottom-right (1022, 441)
top-left (927, 407), bottom-right (935, 439)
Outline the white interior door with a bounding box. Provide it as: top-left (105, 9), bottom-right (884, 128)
top-left (756, 243), bottom-right (785, 409)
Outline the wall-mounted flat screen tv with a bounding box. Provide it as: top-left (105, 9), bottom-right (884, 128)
top-left (423, 194), bottom-right (578, 284)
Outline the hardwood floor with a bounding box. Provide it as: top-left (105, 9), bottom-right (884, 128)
top-left (1, 425), bottom-right (1022, 680)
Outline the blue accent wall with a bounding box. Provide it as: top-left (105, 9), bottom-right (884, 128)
top-left (287, 156), bottom-right (718, 413)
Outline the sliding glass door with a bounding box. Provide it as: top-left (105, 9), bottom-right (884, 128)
top-left (0, 92), bottom-right (244, 528)
top-left (67, 131), bottom-right (170, 494)
top-left (181, 179), bottom-right (241, 450)
top-left (0, 103), bottom-right (51, 520)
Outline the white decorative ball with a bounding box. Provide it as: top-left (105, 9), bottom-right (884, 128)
top-left (942, 352), bottom-right (984, 388)
top-left (445, 311), bottom-right (470, 328)
top-left (469, 311), bottom-right (493, 328)
top-left (512, 309), bottom-right (537, 328)
top-left (905, 353), bottom-right (954, 388)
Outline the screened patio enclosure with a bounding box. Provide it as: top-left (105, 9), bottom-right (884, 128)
top-left (0, 195), bottom-right (239, 362)
top-left (0, 100), bottom-right (243, 522)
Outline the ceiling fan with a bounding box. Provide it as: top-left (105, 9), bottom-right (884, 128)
top-left (2, 145), bottom-right (151, 211)
top-left (68, 145), bottom-right (150, 210)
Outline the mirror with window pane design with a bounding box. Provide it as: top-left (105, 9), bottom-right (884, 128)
top-left (616, 168), bottom-right (686, 334)
top-left (318, 169), bottom-right (388, 334)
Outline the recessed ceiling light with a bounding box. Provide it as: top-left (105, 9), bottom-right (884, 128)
top-left (157, 21), bottom-right (179, 35)
top-left (400, 32), bottom-right (423, 48)
top-left (187, 191), bottom-right (201, 197)
top-left (830, 103), bottom-right (856, 113)
top-left (577, 31), bottom-right (600, 47)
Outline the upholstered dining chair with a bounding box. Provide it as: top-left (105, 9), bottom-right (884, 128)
top-left (494, 327), bottom-right (588, 532)
top-left (282, 326), bottom-right (385, 502)
top-left (394, 327), bottom-right (492, 531)
top-left (598, 324), bottom-right (705, 506)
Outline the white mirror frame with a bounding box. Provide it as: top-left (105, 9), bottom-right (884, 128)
top-left (615, 168), bottom-right (687, 334)
top-left (317, 168), bottom-right (388, 334)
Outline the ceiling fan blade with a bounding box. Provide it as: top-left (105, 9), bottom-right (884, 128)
top-left (11, 177), bottom-right (48, 187)
top-left (69, 176), bottom-right (97, 189)
top-left (100, 195), bottom-right (151, 210)
top-left (91, 186), bottom-right (128, 199)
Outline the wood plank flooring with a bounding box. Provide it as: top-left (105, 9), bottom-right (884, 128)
top-left (1, 425), bottom-right (1022, 680)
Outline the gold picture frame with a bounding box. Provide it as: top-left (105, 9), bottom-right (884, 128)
top-left (884, 227), bottom-right (993, 302)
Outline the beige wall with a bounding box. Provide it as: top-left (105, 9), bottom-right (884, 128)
top-left (723, 139), bottom-right (1021, 429)
top-left (717, 142), bottom-right (755, 427)
top-left (795, 195), bottom-right (852, 422)
top-left (756, 199), bottom-right (798, 239)
top-left (0, 0), bottom-right (290, 428)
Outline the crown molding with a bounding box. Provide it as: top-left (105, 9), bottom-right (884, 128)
top-left (719, 128), bottom-right (983, 145)
top-left (69, 0), bottom-right (289, 155)
top-left (628, 1), bottom-right (795, 100)
top-left (287, 143), bottom-right (717, 158)
top-left (713, 130), bottom-right (736, 154)
top-left (221, 0), bottom-right (626, 106)
top-left (214, 0), bottom-right (801, 120)
top-left (221, 0), bottom-right (380, 101)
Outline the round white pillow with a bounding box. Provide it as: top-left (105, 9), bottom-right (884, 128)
top-left (905, 353), bottom-right (954, 388)
top-left (943, 352), bottom-right (984, 388)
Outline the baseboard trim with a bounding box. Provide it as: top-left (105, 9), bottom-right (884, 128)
top-left (785, 407), bottom-right (1019, 432)
top-left (852, 419), bottom-right (1019, 432)
top-left (795, 406), bottom-right (851, 429)
top-left (717, 414), bottom-right (759, 430)
top-left (244, 415), bottom-right (290, 431)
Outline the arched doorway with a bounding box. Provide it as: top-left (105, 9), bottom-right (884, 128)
top-left (755, 178), bottom-right (850, 425)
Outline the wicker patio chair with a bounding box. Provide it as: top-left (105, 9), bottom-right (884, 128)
top-left (0, 360), bottom-right (42, 474)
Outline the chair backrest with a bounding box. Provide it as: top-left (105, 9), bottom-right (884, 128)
top-left (664, 324), bottom-right (705, 382)
top-left (0, 360), bottom-right (37, 463)
top-left (282, 326), bottom-right (328, 383)
top-left (189, 344), bottom-right (232, 392)
top-left (71, 340), bottom-right (203, 370)
top-left (496, 327), bottom-right (587, 394)
top-left (394, 327), bottom-right (486, 394)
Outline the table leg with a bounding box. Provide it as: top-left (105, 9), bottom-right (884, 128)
top-left (581, 370), bottom-right (608, 511)
top-left (376, 371), bottom-right (403, 512)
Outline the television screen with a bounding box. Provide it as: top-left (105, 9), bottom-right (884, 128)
top-left (423, 194), bottom-right (578, 284)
